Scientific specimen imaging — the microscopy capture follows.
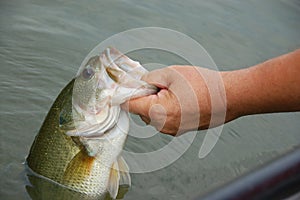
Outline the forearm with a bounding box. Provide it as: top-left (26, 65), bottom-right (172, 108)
top-left (222, 49), bottom-right (300, 120)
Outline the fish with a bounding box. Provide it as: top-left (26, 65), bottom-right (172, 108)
top-left (26, 47), bottom-right (157, 199)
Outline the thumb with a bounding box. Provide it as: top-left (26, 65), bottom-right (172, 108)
top-left (121, 95), bottom-right (155, 117)
top-left (142, 68), bottom-right (170, 89)
top-left (121, 68), bottom-right (169, 115)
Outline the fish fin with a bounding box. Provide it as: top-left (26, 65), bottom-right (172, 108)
top-left (117, 156), bottom-right (131, 187)
top-left (108, 161), bottom-right (120, 199)
top-left (62, 151), bottom-right (95, 185)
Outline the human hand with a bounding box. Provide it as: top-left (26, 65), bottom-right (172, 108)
top-left (122, 50), bottom-right (300, 136)
top-left (121, 65), bottom-right (229, 136)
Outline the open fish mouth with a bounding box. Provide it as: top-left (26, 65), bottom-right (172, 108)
top-left (69, 47), bottom-right (157, 156)
top-left (101, 47), bottom-right (158, 104)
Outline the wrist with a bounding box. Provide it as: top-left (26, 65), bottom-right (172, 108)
top-left (221, 68), bottom-right (250, 122)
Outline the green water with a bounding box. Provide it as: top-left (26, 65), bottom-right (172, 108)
top-left (1, 0), bottom-right (300, 199)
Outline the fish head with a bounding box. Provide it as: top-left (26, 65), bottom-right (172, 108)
top-left (66, 47), bottom-right (157, 141)
top-left (69, 54), bottom-right (118, 140)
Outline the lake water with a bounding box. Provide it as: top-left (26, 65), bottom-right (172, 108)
top-left (1, 0), bottom-right (300, 199)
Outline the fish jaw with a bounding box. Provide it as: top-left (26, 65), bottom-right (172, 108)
top-left (66, 105), bottom-right (120, 138)
top-left (78, 111), bottom-right (129, 157)
top-left (111, 83), bottom-right (157, 106)
top-left (103, 47), bottom-right (148, 80)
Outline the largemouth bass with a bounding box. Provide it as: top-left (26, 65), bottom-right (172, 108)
top-left (26, 47), bottom-right (157, 199)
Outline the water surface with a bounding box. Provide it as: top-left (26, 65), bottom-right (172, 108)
top-left (1, 0), bottom-right (300, 199)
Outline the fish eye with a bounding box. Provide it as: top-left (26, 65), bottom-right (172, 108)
top-left (82, 66), bottom-right (95, 80)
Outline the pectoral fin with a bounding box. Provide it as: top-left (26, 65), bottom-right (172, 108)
top-left (108, 162), bottom-right (120, 199)
top-left (62, 151), bottom-right (95, 186)
top-left (117, 156), bottom-right (131, 187)
top-left (108, 156), bottom-right (131, 199)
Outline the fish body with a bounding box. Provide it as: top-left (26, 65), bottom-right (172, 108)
top-left (26, 47), bottom-right (156, 198)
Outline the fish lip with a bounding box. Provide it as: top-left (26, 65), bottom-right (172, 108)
top-left (68, 104), bottom-right (120, 138)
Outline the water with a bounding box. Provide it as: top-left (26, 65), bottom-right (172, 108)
top-left (1, 0), bottom-right (300, 199)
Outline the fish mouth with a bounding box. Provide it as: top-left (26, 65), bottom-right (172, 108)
top-left (67, 104), bottom-right (123, 157)
top-left (67, 104), bottom-right (120, 138)
top-left (100, 47), bottom-right (158, 103)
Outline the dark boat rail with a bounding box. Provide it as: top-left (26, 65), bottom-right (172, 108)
top-left (195, 146), bottom-right (300, 200)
